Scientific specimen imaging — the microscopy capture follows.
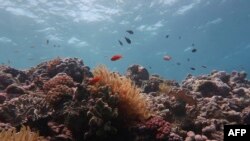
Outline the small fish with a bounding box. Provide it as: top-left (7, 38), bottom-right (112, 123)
top-left (187, 58), bottom-right (190, 62)
top-left (149, 66), bottom-right (152, 69)
top-left (7, 60), bottom-right (11, 64)
top-left (30, 46), bottom-right (35, 48)
top-left (46, 40), bottom-right (49, 45)
top-left (53, 45), bottom-right (56, 47)
top-left (176, 62), bottom-right (181, 66)
top-left (124, 37), bottom-right (131, 44)
top-left (118, 40), bottom-right (123, 46)
top-left (165, 35), bottom-right (169, 38)
top-left (201, 65), bottom-right (207, 68)
top-left (88, 76), bottom-right (101, 85)
top-left (126, 30), bottom-right (134, 34)
top-left (111, 54), bottom-right (122, 61)
top-left (163, 55), bottom-right (172, 61)
top-left (178, 36), bottom-right (182, 39)
top-left (192, 43), bottom-right (195, 47)
top-left (190, 67), bottom-right (196, 70)
top-left (191, 48), bottom-right (197, 53)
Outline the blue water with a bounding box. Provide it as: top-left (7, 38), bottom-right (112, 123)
top-left (0, 0), bottom-right (250, 82)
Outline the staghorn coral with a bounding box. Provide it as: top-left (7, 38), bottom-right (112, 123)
top-left (0, 126), bottom-right (43, 141)
top-left (93, 65), bottom-right (150, 122)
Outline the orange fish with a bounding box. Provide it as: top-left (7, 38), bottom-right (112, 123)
top-left (88, 76), bottom-right (101, 85)
top-left (111, 54), bottom-right (122, 61)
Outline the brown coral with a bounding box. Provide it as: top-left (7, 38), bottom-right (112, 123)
top-left (93, 65), bottom-right (150, 123)
top-left (46, 85), bottom-right (74, 106)
top-left (47, 57), bottom-right (61, 72)
top-left (159, 82), bottom-right (196, 106)
top-left (43, 73), bottom-right (75, 93)
top-left (43, 73), bottom-right (75, 106)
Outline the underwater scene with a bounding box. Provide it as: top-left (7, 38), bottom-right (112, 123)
top-left (0, 0), bottom-right (250, 141)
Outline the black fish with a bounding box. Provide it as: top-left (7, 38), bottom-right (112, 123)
top-left (192, 43), bottom-right (195, 46)
top-left (201, 65), bottom-right (207, 68)
top-left (166, 35), bottom-right (169, 38)
top-left (46, 39), bottom-right (49, 45)
top-left (126, 30), bottom-right (134, 34)
top-left (125, 37), bottom-right (131, 44)
top-left (191, 48), bottom-right (197, 53)
top-left (176, 62), bottom-right (181, 66)
top-left (190, 67), bottom-right (196, 70)
top-left (118, 40), bottom-right (123, 46)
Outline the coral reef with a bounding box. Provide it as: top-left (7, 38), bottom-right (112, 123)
top-left (0, 58), bottom-right (249, 141)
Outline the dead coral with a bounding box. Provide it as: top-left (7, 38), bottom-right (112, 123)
top-left (0, 126), bottom-right (43, 141)
top-left (93, 65), bottom-right (150, 123)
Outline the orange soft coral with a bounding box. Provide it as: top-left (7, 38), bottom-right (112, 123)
top-left (93, 65), bottom-right (150, 123)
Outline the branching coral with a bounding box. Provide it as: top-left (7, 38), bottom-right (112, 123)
top-left (0, 126), bottom-right (43, 141)
top-left (0, 94), bottom-right (53, 126)
top-left (93, 65), bottom-right (150, 123)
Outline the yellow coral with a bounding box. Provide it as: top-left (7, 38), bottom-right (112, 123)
top-left (93, 65), bottom-right (150, 122)
top-left (0, 126), bottom-right (43, 141)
